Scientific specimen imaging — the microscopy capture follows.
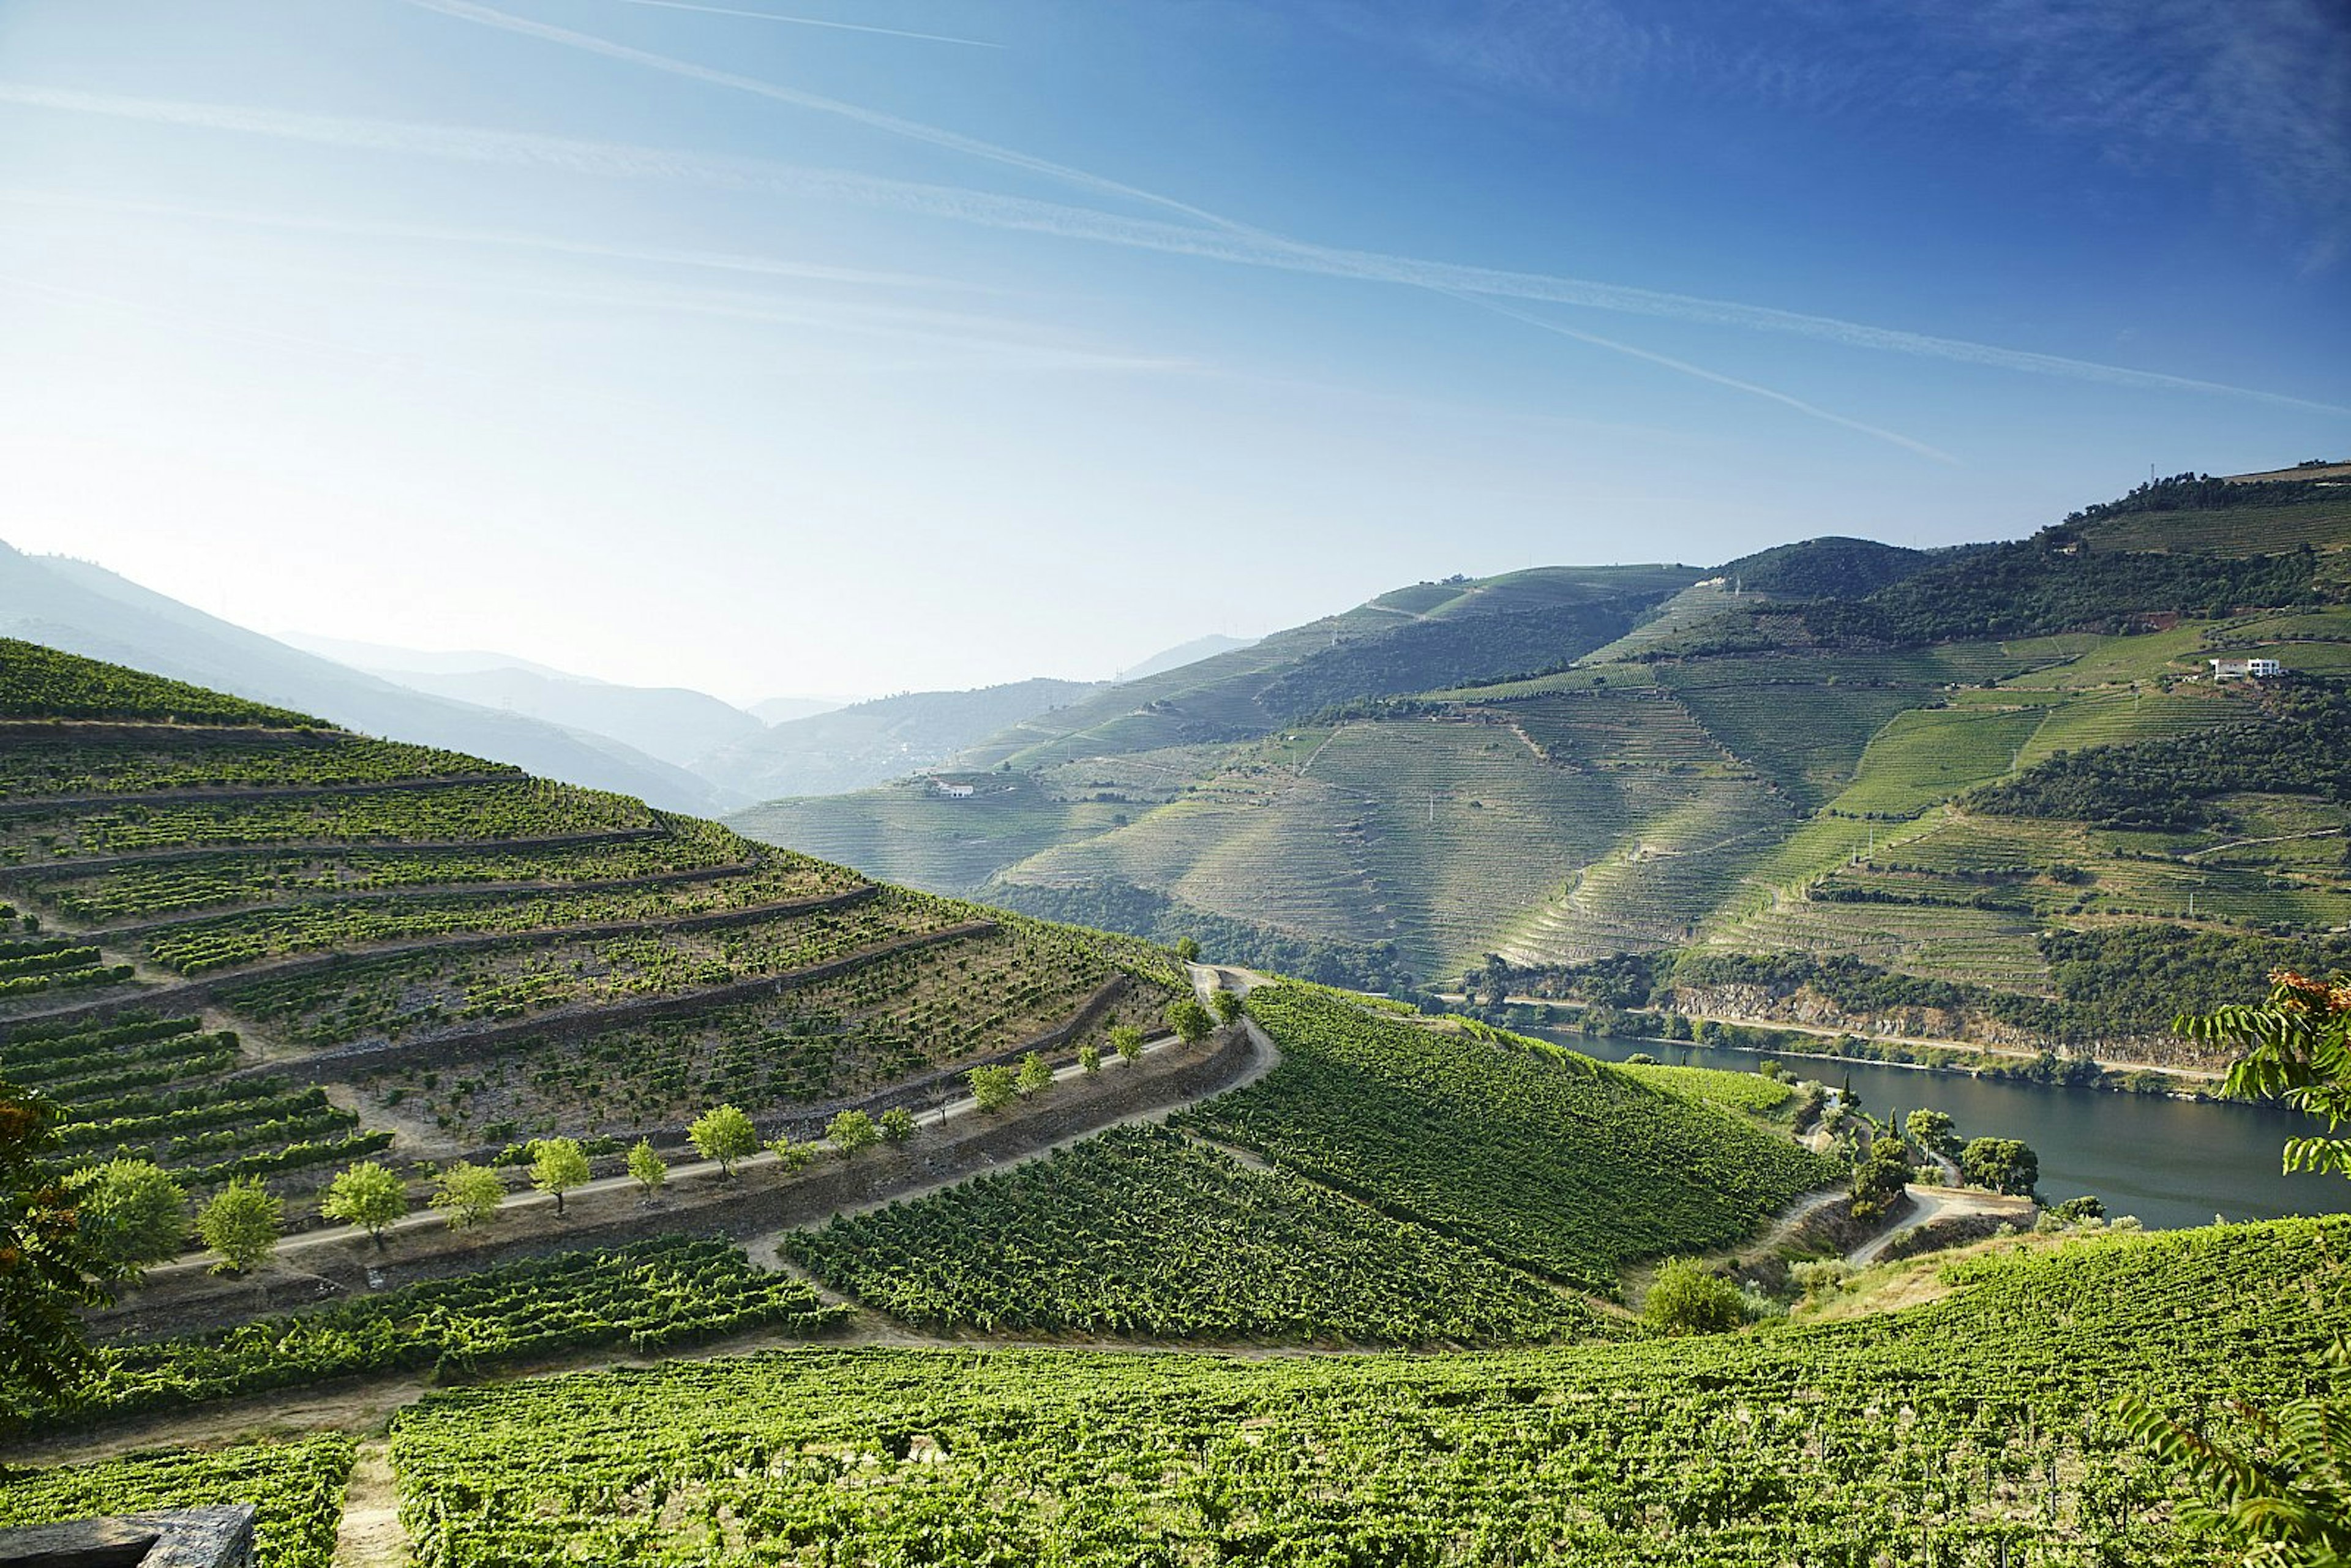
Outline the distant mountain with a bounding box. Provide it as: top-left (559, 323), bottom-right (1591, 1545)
top-left (1114, 634), bottom-right (1259, 684)
top-left (731, 482), bottom-right (2351, 1044)
top-left (695, 677), bottom-right (1105, 801)
top-left (0, 542), bottom-right (732, 814)
top-left (277, 633), bottom-right (579, 681)
top-left (279, 633), bottom-right (763, 773)
top-left (947, 565), bottom-right (1697, 770)
top-left (750, 696), bottom-right (847, 726)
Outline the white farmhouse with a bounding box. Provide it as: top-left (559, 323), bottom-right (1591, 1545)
top-left (931, 779), bottom-right (976, 798)
top-left (2207, 657), bottom-right (2284, 680)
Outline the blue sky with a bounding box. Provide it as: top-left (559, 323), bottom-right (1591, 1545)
top-left (1, 0), bottom-right (2345, 702)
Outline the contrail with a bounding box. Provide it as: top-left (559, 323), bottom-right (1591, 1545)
top-left (577, 0), bottom-right (1000, 48)
top-left (1451, 291), bottom-right (1960, 463)
top-left (399, 1), bottom-right (1235, 231)
top-left (8, 83), bottom-right (2342, 420)
top-left (0, 186), bottom-right (990, 291)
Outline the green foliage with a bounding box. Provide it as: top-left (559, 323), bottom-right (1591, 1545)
top-left (968, 1063), bottom-right (1017, 1112)
top-left (769, 1136), bottom-right (820, 1172)
top-left (529, 1138), bottom-right (591, 1214)
top-left (1640, 1258), bottom-right (1745, 1336)
top-left (1960, 1136), bottom-right (2040, 1196)
top-left (1108, 1024), bottom-right (1144, 1062)
top-left (0, 1436), bottom-right (353, 1568)
top-left (2117, 1348), bottom-right (2351, 1565)
top-left (431, 1161), bottom-right (503, 1230)
top-left (196, 1177), bottom-right (281, 1275)
top-left (64, 1157), bottom-right (185, 1275)
top-left (40, 1239), bottom-right (844, 1427)
top-left (786, 1123), bottom-right (1595, 1343)
top-left (0, 638), bottom-right (318, 727)
top-left (1173, 935), bottom-right (1201, 962)
top-left (320, 1159), bottom-right (408, 1247)
top-left (1975, 679), bottom-right (2351, 829)
top-left (394, 1218), bottom-right (2350, 1565)
top-left (1180, 986), bottom-right (1839, 1294)
top-left (689, 1104), bottom-right (760, 1176)
top-left (1076, 1040), bottom-right (1101, 1074)
top-left (2066, 471), bottom-right (2345, 525)
top-left (879, 1106), bottom-right (917, 1143)
top-left (1851, 1138), bottom-right (1913, 1223)
top-left (1906, 1108), bottom-right (1957, 1155)
top-left (626, 1138), bottom-right (668, 1194)
top-left (1014, 1051), bottom-right (1053, 1097)
top-left (826, 1109), bottom-right (879, 1158)
top-left (1712, 536), bottom-right (1933, 598)
top-left (0, 1079), bottom-right (112, 1399)
top-left (1166, 997), bottom-right (1214, 1045)
top-left (2184, 968), bottom-right (2351, 1181)
top-left (1210, 988), bottom-right (1243, 1025)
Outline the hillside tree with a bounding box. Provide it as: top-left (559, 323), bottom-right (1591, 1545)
top-left (1959, 1137), bottom-right (2039, 1197)
top-left (828, 1109), bottom-right (880, 1159)
top-left (68, 1158), bottom-right (186, 1278)
top-left (1642, 1259), bottom-right (1744, 1336)
top-left (1108, 1025), bottom-right (1144, 1063)
top-left (1210, 989), bottom-right (1243, 1026)
top-left (626, 1139), bottom-right (669, 1196)
top-left (1015, 1052), bottom-right (1053, 1098)
top-left (431, 1161), bottom-right (503, 1230)
top-left (530, 1138), bottom-right (592, 1215)
top-left (197, 1177), bottom-right (282, 1277)
top-left (880, 1106), bottom-right (918, 1143)
top-left (1903, 1109), bottom-right (1957, 1158)
top-left (969, 1064), bottom-right (1017, 1112)
top-left (1166, 998), bottom-right (1215, 1045)
top-left (323, 1160), bottom-right (408, 1249)
top-left (690, 1105), bottom-right (760, 1176)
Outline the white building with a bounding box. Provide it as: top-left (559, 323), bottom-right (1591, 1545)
top-left (931, 779), bottom-right (975, 798)
top-left (2208, 657), bottom-right (2284, 680)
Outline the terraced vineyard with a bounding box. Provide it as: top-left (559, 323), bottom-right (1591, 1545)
top-left (0, 643), bottom-right (1183, 1220)
top-left (1179, 986), bottom-right (1839, 1292)
top-left (45, 1238), bottom-right (846, 1427)
top-left (384, 1218), bottom-right (2348, 1566)
top-left (0, 1436), bottom-right (353, 1568)
top-left (788, 1123), bottom-right (1599, 1343)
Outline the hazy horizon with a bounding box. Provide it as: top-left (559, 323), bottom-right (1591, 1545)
top-left (3, 0), bottom-right (2345, 698)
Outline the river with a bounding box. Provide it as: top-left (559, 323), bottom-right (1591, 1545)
top-left (1548, 1030), bottom-right (2351, 1232)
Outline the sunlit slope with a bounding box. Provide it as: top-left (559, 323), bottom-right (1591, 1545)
top-left (0, 640), bottom-right (1182, 1220)
top-left (380, 1215), bottom-right (2351, 1565)
top-left (958, 563), bottom-right (1698, 770)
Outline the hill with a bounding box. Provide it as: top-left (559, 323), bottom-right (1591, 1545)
top-left (730, 475), bottom-right (2351, 1071)
top-left (280, 634), bottom-right (765, 772)
top-left (0, 639), bottom-right (1183, 1242)
top-left (0, 640), bottom-right (2336, 1565)
top-left (0, 543), bottom-right (730, 815)
top-left (693, 677), bottom-right (1104, 801)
